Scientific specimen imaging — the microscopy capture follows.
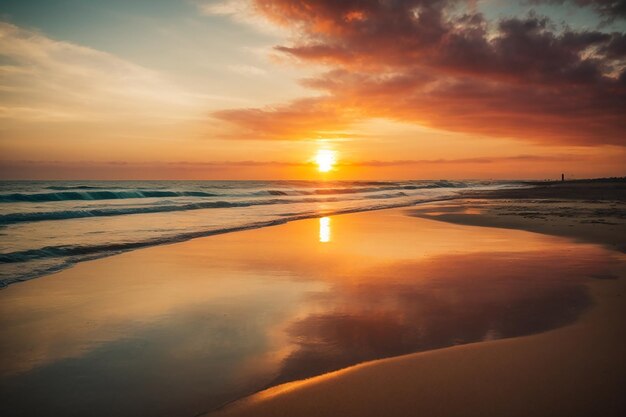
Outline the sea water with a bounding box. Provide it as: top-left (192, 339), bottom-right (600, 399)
top-left (0, 180), bottom-right (519, 286)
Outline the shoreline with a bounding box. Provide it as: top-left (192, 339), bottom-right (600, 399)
top-left (412, 179), bottom-right (626, 252)
top-left (4, 178), bottom-right (623, 289)
top-left (0, 179), bottom-right (624, 416)
top-left (208, 180), bottom-right (626, 417)
top-left (0, 195), bottom-right (458, 288)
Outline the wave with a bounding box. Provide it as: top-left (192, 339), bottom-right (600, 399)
top-left (0, 190), bottom-right (219, 203)
top-left (0, 196), bottom-right (455, 267)
top-left (260, 184), bottom-right (456, 198)
top-left (0, 199), bottom-right (291, 225)
top-left (0, 222), bottom-right (281, 264)
top-left (45, 185), bottom-right (111, 190)
top-left (365, 192), bottom-right (407, 199)
top-left (0, 194), bottom-right (396, 225)
top-left (0, 185), bottom-right (472, 225)
top-left (1, 181), bottom-right (472, 203)
top-left (299, 182), bottom-right (469, 196)
top-left (0, 179), bottom-right (517, 288)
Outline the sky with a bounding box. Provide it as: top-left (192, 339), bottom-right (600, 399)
top-left (0, 0), bottom-right (624, 180)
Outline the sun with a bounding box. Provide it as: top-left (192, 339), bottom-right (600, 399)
top-left (315, 149), bottom-right (337, 173)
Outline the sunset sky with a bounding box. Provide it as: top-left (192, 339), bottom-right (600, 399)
top-left (1, 0), bottom-right (624, 180)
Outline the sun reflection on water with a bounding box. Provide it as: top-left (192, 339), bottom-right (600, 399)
top-left (319, 217), bottom-right (331, 243)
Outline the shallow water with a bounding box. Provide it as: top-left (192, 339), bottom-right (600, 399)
top-left (0, 180), bottom-right (519, 286)
top-left (0, 209), bottom-right (621, 417)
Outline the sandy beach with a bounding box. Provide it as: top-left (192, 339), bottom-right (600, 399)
top-left (3, 0), bottom-right (624, 415)
top-left (409, 179), bottom-right (626, 253)
top-left (211, 272), bottom-right (625, 417)
top-left (0, 181), bottom-right (624, 417)
top-left (210, 180), bottom-right (626, 417)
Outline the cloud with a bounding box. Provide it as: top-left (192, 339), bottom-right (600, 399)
top-left (342, 154), bottom-right (587, 166)
top-left (213, 97), bottom-right (363, 140)
top-left (213, 0), bottom-right (626, 146)
top-left (0, 159), bottom-right (306, 167)
top-left (198, 0), bottom-right (287, 35)
top-left (0, 21), bottom-right (204, 123)
top-left (0, 159), bottom-right (312, 180)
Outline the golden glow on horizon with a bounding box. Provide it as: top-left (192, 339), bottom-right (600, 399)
top-left (315, 150), bottom-right (337, 173)
top-left (1, 18), bottom-right (625, 181)
top-left (319, 217), bottom-right (331, 243)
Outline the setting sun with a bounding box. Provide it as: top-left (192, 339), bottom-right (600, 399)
top-left (315, 150), bottom-right (337, 173)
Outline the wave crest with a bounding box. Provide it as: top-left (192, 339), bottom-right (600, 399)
top-left (0, 190), bottom-right (219, 203)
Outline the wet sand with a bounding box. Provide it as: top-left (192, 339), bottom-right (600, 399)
top-left (409, 198), bottom-right (626, 253)
top-left (211, 273), bottom-right (625, 417)
top-left (426, 179), bottom-right (626, 252)
top-left (211, 181), bottom-right (626, 417)
top-left (0, 181), bottom-right (624, 416)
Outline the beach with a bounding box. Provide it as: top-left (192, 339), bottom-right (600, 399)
top-left (211, 180), bottom-right (626, 417)
top-left (0, 181), bottom-right (624, 416)
top-left (412, 179), bottom-right (626, 253)
top-left (211, 273), bottom-right (625, 417)
top-left (0, 0), bottom-right (626, 417)
top-left (3, 0), bottom-right (625, 415)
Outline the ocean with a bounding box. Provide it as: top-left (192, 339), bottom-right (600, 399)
top-left (0, 180), bottom-right (519, 286)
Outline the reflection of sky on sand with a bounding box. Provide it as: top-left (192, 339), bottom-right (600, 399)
top-left (0, 210), bottom-right (621, 416)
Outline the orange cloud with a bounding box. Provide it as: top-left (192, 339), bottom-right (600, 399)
top-left (214, 0), bottom-right (626, 146)
top-left (213, 97), bottom-right (363, 140)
